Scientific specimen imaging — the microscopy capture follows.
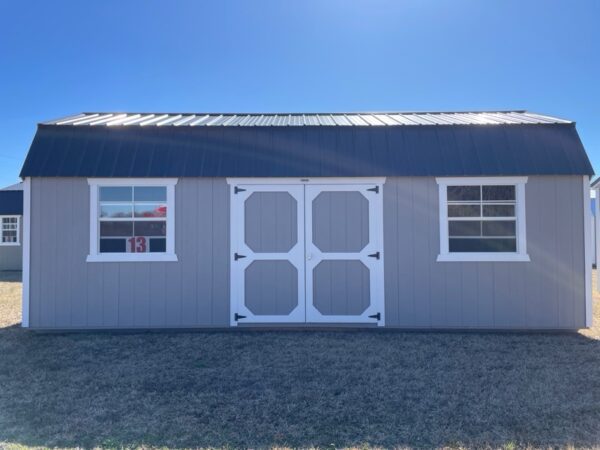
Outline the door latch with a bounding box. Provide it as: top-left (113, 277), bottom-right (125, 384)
top-left (369, 312), bottom-right (381, 321)
top-left (234, 313), bottom-right (246, 321)
top-left (234, 253), bottom-right (246, 261)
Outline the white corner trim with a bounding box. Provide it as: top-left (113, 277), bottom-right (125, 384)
top-left (87, 178), bottom-right (178, 262)
top-left (436, 176), bottom-right (529, 263)
top-left (595, 185), bottom-right (600, 295)
top-left (583, 175), bottom-right (592, 327)
top-left (21, 178), bottom-right (31, 328)
top-left (226, 177), bottom-right (386, 185)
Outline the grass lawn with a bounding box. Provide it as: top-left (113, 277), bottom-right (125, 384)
top-left (1, 272), bottom-right (600, 449)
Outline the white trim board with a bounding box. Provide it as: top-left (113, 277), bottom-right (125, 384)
top-left (86, 178), bottom-right (178, 263)
top-left (21, 178), bottom-right (31, 328)
top-left (227, 177), bottom-right (386, 185)
top-left (584, 175), bottom-right (592, 327)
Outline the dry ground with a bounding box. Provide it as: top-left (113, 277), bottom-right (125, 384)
top-left (1, 272), bottom-right (600, 449)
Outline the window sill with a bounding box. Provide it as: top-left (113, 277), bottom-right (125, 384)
top-left (86, 253), bottom-right (178, 263)
top-left (0, 243), bottom-right (20, 247)
top-left (437, 253), bottom-right (530, 263)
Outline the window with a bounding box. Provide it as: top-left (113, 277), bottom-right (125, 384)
top-left (87, 179), bottom-right (177, 262)
top-left (437, 177), bottom-right (529, 262)
top-left (1, 216), bottom-right (20, 245)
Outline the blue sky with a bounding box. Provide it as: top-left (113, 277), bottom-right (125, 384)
top-left (0, 0), bottom-right (598, 187)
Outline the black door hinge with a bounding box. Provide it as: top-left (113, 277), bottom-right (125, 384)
top-left (368, 251), bottom-right (380, 260)
top-left (234, 313), bottom-right (246, 321)
top-left (234, 252), bottom-right (246, 261)
top-left (234, 186), bottom-right (246, 194)
top-left (369, 312), bottom-right (381, 321)
top-left (367, 186), bottom-right (379, 193)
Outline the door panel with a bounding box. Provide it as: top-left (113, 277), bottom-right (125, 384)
top-left (231, 181), bottom-right (384, 326)
top-left (305, 184), bottom-right (384, 325)
top-left (230, 185), bottom-right (305, 324)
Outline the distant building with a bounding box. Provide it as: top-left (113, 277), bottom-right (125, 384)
top-left (0, 182), bottom-right (23, 271)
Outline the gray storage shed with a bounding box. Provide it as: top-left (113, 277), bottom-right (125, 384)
top-left (0, 184), bottom-right (23, 271)
top-left (19, 111), bottom-right (594, 330)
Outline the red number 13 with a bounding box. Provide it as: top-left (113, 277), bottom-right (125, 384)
top-left (128, 236), bottom-right (147, 253)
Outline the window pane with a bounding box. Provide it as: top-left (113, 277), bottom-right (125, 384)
top-left (100, 238), bottom-right (127, 253)
top-left (482, 185), bottom-right (515, 201)
top-left (482, 220), bottom-right (516, 237)
top-left (100, 221), bottom-right (133, 237)
top-left (100, 204), bottom-right (133, 218)
top-left (134, 203), bottom-right (167, 218)
top-left (449, 221), bottom-right (481, 237)
top-left (447, 186), bottom-right (480, 201)
top-left (483, 204), bottom-right (515, 217)
top-left (448, 204), bottom-right (480, 217)
top-left (134, 221), bottom-right (166, 237)
top-left (134, 187), bottom-right (167, 202)
top-left (99, 187), bottom-right (132, 202)
top-left (149, 238), bottom-right (167, 252)
top-left (449, 238), bottom-right (517, 252)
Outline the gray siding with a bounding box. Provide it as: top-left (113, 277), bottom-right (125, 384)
top-left (0, 219), bottom-right (22, 271)
top-left (28, 175), bottom-right (587, 330)
top-left (29, 178), bottom-right (230, 329)
top-left (383, 176), bottom-right (586, 329)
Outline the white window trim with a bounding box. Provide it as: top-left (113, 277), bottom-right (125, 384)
top-left (436, 176), bottom-right (529, 262)
top-left (226, 177), bottom-right (386, 186)
top-left (86, 178), bottom-right (178, 263)
top-left (0, 215), bottom-right (21, 246)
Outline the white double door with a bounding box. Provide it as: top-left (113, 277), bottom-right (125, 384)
top-left (230, 181), bottom-right (384, 326)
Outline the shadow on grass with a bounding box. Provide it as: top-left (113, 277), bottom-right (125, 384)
top-left (1, 326), bottom-right (600, 448)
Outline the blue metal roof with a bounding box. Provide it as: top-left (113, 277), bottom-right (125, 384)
top-left (0, 191), bottom-right (23, 215)
top-left (20, 113), bottom-right (593, 178)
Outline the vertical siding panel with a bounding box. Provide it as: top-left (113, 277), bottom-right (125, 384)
top-left (539, 177), bottom-right (559, 327)
top-left (118, 264), bottom-right (135, 326)
top-left (212, 178), bottom-right (230, 325)
top-left (476, 264), bottom-right (494, 327)
top-left (53, 180), bottom-right (71, 327)
top-left (133, 264), bottom-right (151, 327)
top-left (493, 264), bottom-right (512, 327)
top-left (86, 265), bottom-right (103, 327)
top-left (196, 178), bottom-right (214, 325)
top-left (383, 179), bottom-right (399, 326)
top-left (524, 177), bottom-right (550, 326)
top-left (149, 263), bottom-right (167, 327)
top-left (395, 178), bottom-right (414, 326)
top-left (38, 179), bottom-right (58, 327)
top-left (102, 263), bottom-right (119, 326)
top-left (180, 179), bottom-right (198, 326)
top-left (460, 263), bottom-right (478, 327)
top-left (444, 264), bottom-right (462, 326)
top-left (70, 178), bottom-right (88, 327)
top-left (412, 178), bottom-right (432, 326)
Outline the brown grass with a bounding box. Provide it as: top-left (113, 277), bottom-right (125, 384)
top-left (1, 271), bottom-right (600, 449)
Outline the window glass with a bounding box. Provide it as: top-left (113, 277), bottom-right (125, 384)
top-left (134, 187), bottom-right (166, 202)
top-left (97, 185), bottom-right (169, 254)
top-left (445, 183), bottom-right (519, 254)
top-left (99, 187), bottom-right (132, 202)
top-left (447, 186), bottom-right (480, 201)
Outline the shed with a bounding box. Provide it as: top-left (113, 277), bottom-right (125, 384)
top-left (19, 111), bottom-right (594, 330)
top-left (0, 183), bottom-right (23, 271)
